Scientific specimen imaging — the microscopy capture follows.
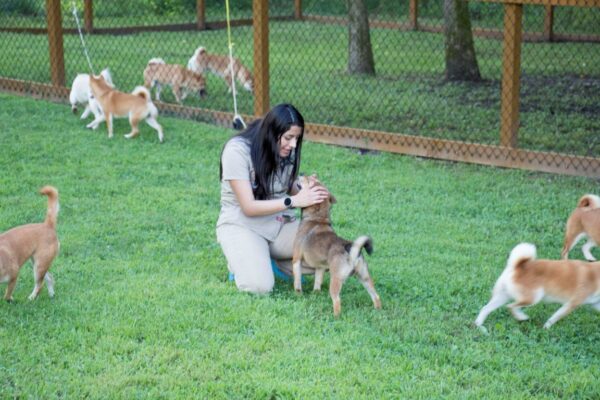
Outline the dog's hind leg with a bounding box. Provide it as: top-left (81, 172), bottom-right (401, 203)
top-left (329, 273), bottom-right (343, 317)
top-left (28, 258), bottom-right (52, 300)
top-left (543, 301), bottom-right (579, 329)
top-left (44, 272), bottom-right (55, 298)
top-left (354, 260), bottom-right (381, 310)
top-left (124, 115), bottom-right (141, 140)
top-left (145, 116), bottom-right (164, 143)
top-left (582, 239), bottom-right (597, 261)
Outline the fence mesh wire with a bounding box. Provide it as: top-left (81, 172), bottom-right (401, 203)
top-left (1, 0), bottom-right (599, 175)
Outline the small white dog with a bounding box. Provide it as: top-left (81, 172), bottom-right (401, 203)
top-left (69, 68), bottom-right (113, 125)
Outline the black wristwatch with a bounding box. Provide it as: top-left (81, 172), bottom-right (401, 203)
top-left (284, 197), bottom-right (294, 209)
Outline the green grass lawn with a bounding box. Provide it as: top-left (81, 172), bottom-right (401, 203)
top-left (1, 92), bottom-right (600, 398)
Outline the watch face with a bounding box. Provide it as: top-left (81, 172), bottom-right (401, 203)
top-left (284, 197), bottom-right (292, 207)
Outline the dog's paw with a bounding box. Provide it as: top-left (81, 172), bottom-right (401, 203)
top-left (475, 324), bottom-right (489, 335)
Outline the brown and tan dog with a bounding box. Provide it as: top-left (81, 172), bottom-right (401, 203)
top-left (88, 74), bottom-right (164, 143)
top-left (561, 194), bottom-right (600, 261)
top-left (187, 46), bottom-right (253, 94)
top-left (475, 243), bottom-right (600, 330)
top-left (0, 186), bottom-right (59, 302)
top-left (291, 176), bottom-right (381, 316)
top-left (143, 58), bottom-right (207, 104)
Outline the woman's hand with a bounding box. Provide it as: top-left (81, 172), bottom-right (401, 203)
top-left (292, 182), bottom-right (329, 208)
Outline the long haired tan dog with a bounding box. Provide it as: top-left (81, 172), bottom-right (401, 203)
top-left (0, 186), bottom-right (59, 302)
top-left (187, 46), bottom-right (253, 94)
top-left (475, 243), bottom-right (600, 330)
top-left (143, 58), bottom-right (207, 104)
top-left (292, 175), bottom-right (381, 316)
top-left (561, 194), bottom-right (600, 260)
top-left (89, 74), bottom-right (164, 143)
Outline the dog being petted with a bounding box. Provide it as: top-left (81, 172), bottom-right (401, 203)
top-left (291, 175), bottom-right (381, 317)
top-left (0, 186), bottom-right (60, 302)
top-left (475, 242), bottom-right (600, 331)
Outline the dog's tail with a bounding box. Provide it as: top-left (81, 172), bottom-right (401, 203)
top-left (187, 46), bottom-right (206, 72)
top-left (147, 57), bottom-right (166, 66)
top-left (576, 194), bottom-right (600, 210)
top-left (506, 242), bottom-right (536, 272)
top-left (40, 186), bottom-right (59, 228)
top-left (348, 236), bottom-right (373, 266)
top-left (132, 86), bottom-right (152, 102)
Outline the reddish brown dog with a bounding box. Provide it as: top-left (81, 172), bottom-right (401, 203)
top-left (561, 194), bottom-right (600, 261)
top-left (0, 186), bottom-right (59, 301)
top-left (476, 242), bottom-right (600, 330)
top-left (292, 175), bottom-right (381, 316)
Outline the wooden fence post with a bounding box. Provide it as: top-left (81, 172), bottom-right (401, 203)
top-left (409, 0), bottom-right (419, 30)
top-left (196, 0), bottom-right (206, 30)
top-left (543, 5), bottom-right (554, 41)
top-left (253, 0), bottom-right (269, 116)
top-left (84, 0), bottom-right (93, 33)
top-left (295, 0), bottom-right (303, 19)
top-left (500, 4), bottom-right (523, 148)
top-left (46, 0), bottom-right (65, 87)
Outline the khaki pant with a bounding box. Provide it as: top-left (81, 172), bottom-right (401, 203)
top-left (217, 220), bottom-right (314, 294)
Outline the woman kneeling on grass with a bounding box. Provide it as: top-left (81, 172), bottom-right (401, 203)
top-left (217, 103), bottom-right (329, 294)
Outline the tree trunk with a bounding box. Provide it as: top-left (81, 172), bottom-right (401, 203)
top-left (444, 0), bottom-right (481, 81)
top-left (347, 0), bottom-right (375, 75)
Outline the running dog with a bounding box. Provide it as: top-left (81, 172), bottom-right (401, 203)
top-left (291, 175), bottom-right (381, 316)
top-left (187, 46), bottom-right (253, 94)
top-left (561, 194), bottom-right (600, 260)
top-left (69, 68), bottom-right (113, 121)
top-left (88, 73), bottom-right (164, 143)
top-left (143, 58), bottom-right (207, 104)
top-left (0, 186), bottom-right (59, 302)
top-left (475, 242), bottom-right (600, 330)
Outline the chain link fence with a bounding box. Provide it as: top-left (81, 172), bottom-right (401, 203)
top-left (1, 0), bottom-right (599, 176)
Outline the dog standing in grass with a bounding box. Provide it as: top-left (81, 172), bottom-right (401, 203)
top-left (88, 73), bottom-right (164, 143)
top-left (475, 242), bottom-right (600, 330)
top-left (143, 57), bottom-right (207, 104)
top-left (561, 194), bottom-right (600, 260)
top-left (187, 46), bottom-right (253, 94)
top-left (0, 186), bottom-right (59, 302)
top-left (291, 175), bottom-right (381, 316)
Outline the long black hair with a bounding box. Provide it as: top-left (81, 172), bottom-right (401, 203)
top-left (219, 104), bottom-right (305, 200)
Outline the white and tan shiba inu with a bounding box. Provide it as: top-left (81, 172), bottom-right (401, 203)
top-left (88, 74), bottom-right (164, 143)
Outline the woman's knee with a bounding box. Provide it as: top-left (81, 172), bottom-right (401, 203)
top-left (236, 276), bottom-right (274, 294)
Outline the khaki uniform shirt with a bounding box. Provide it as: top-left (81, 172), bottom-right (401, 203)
top-left (217, 137), bottom-right (295, 241)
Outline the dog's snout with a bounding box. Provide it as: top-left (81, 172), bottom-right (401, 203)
top-left (199, 89), bottom-right (207, 98)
